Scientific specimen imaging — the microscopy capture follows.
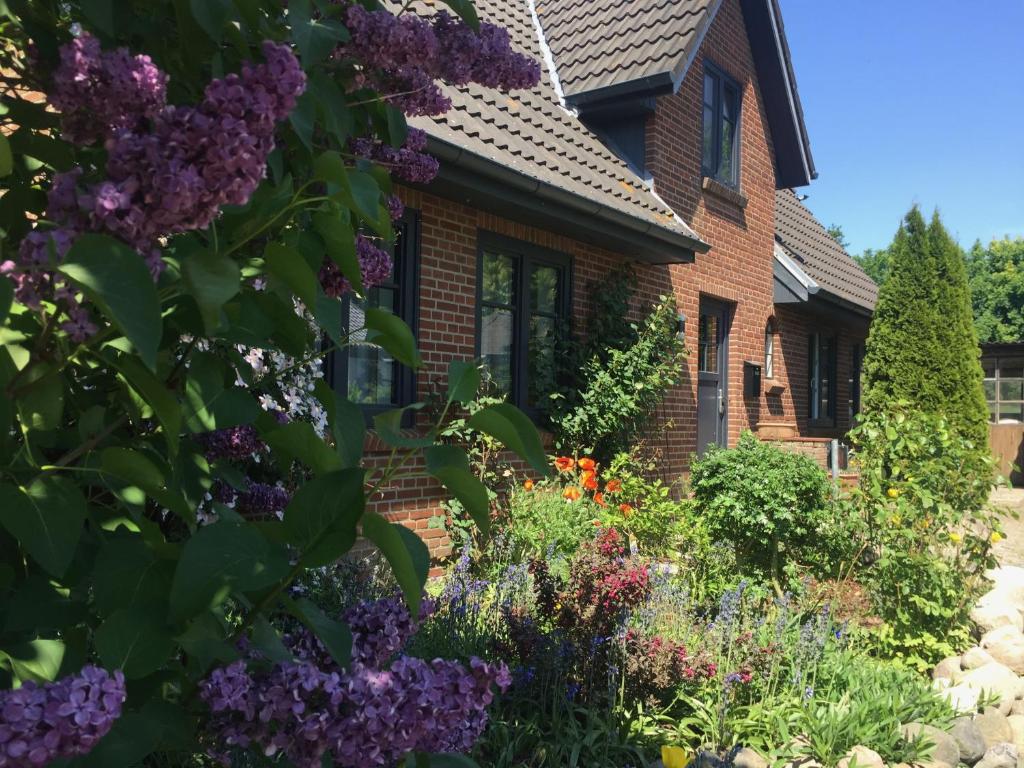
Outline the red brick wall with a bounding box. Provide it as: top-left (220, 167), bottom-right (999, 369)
top-left (641, 0), bottom-right (781, 455)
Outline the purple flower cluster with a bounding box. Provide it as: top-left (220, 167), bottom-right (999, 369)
top-left (318, 234), bottom-right (392, 299)
top-left (0, 666), bottom-right (126, 767)
top-left (351, 128), bottom-right (439, 184)
top-left (199, 597), bottom-right (510, 768)
top-left (343, 7), bottom-right (540, 116)
top-left (235, 482), bottom-right (291, 518)
top-left (10, 37), bottom-right (304, 341)
top-left (197, 424), bottom-right (264, 461)
top-left (50, 33), bottom-right (167, 146)
top-left (343, 596), bottom-right (419, 667)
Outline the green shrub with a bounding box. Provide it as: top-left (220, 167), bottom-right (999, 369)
top-left (554, 295), bottom-right (685, 463)
top-left (850, 407), bottom-right (1002, 668)
top-left (690, 432), bottom-right (844, 594)
top-left (503, 483), bottom-right (600, 567)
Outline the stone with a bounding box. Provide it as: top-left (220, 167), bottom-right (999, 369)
top-left (836, 746), bottom-right (884, 768)
top-left (1012, 700), bottom-right (1024, 716)
top-left (901, 723), bottom-right (961, 767)
top-left (973, 583), bottom-right (1024, 634)
top-left (982, 626), bottom-right (1024, 674)
top-left (986, 568), bottom-right (1024, 606)
top-left (1008, 715), bottom-right (1024, 748)
top-left (943, 683), bottom-right (983, 714)
top-left (733, 748), bottom-right (769, 768)
top-left (952, 716), bottom-right (989, 764)
top-left (975, 743), bottom-right (1019, 768)
top-left (965, 647), bottom-right (999, 670)
top-left (933, 678), bottom-right (952, 691)
top-left (977, 710), bottom-right (1015, 748)
top-left (934, 656), bottom-right (963, 681)
top-left (960, 662), bottom-right (1021, 712)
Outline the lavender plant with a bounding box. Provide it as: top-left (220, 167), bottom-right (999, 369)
top-left (0, 2), bottom-right (543, 765)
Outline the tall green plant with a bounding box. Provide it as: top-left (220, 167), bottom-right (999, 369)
top-left (861, 208), bottom-right (989, 453)
top-left (554, 295), bottom-right (685, 462)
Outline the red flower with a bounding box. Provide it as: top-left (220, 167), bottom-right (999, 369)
top-left (554, 456), bottom-right (575, 473)
top-left (578, 457), bottom-right (596, 471)
top-left (605, 479), bottom-right (622, 493)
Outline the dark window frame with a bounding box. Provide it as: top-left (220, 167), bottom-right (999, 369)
top-left (701, 61), bottom-right (742, 188)
top-left (849, 342), bottom-right (863, 423)
top-left (984, 354), bottom-right (1024, 423)
top-left (474, 231), bottom-right (572, 420)
top-left (329, 208), bottom-right (421, 427)
top-left (808, 331), bottom-right (837, 427)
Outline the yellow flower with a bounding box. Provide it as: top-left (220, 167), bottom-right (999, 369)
top-left (992, 531), bottom-right (1004, 544)
top-left (889, 515), bottom-right (902, 526)
top-left (886, 487), bottom-right (900, 499)
top-left (662, 746), bottom-right (690, 768)
top-left (948, 532), bottom-right (963, 544)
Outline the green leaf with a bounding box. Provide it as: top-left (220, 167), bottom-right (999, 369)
top-left (438, 0), bottom-right (479, 29)
top-left (0, 275), bottom-right (11, 324)
top-left (101, 447), bottom-right (164, 490)
top-left (313, 211), bottom-right (361, 295)
top-left (418, 754), bottom-right (481, 768)
top-left (4, 639), bottom-right (65, 684)
top-left (265, 242), bottom-right (318, 307)
top-left (468, 403), bottom-right (549, 475)
top-left (92, 536), bottom-right (173, 617)
top-left (290, 0), bottom-right (349, 64)
top-left (5, 575), bottom-right (86, 633)
top-left (374, 406), bottom-right (434, 448)
top-left (365, 308), bottom-right (421, 368)
top-left (60, 234), bottom-right (162, 370)
top-left (447, 360), bottom-right (480, 406)
top-left (15, 366), bottom-right (63, 431)
top-left (283, 469), bottom-right (364, 568)
top-left (313, 289), bottom-right (344, 345)
top-left (361, 512), bottom-right (428, 618)
top-left (169, 521), bottom-right (290, 620)
top-left (79, 0), bottom-right (116, 35)
top-left (324, 387), bottom-right (365, 467)
top-left (0, 476), bottom-right (86, 577)
top-left (290, 596), bottom-right (352, 668)
top-left (96, 607), bottom-right (175, 678)
top-left (190, 0), bottom-right (232, 40)
top-left (345, 169), bottom-right (383, 225)
top-left (264, 421), bottom-right (343, 475)
top-left (183, 248), bottom-right (241, 333)
top-left (251, 616), bottom-right (294, 663)
top-left (0, 133), bottom-right (11, 177)
top-left (75, 698), bottom-right (195, 767)
top-left (111, 353), bottom-right (181, 454)
top-left (424, 446), bottom-right (490, 537)
top-left (313, 150), bottom-right (346, 187)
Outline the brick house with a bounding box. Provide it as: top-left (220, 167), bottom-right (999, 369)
top-left (335, 0), bottom-right (877, 554)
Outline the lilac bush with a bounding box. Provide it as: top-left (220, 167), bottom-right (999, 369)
top-left (0, 666), bottom-right (126, 767)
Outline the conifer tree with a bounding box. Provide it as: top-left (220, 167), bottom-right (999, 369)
top-left (862, 207), bottom-right (990, 452)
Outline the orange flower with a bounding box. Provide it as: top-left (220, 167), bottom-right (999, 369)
top-left (605, 479), bottom-right (622, 493)
top-left (619, 503), bottom-right (634, 517)
top-left (523, 479), bottom-right (534, 491)
top-left (593, 519), bottom-right (603, 527)
top-left (578, 457), bottom-right (596, 471)
top-left (562, 486), bottom-right (582, 502)
top-left (594, 492), bottom-right (607, 507)
top-left (554, 456), bottom-right (575, 473)
top-left (581, 470), bottom-right (598, 490)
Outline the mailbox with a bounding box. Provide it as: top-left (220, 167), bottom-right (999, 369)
top-left (743, 361), bottom-right (762, 398)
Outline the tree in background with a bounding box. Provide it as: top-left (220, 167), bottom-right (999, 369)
top-left (861, 208), bottom-right (989, 451)
top-left (827, 223), bottom-right (850, 250)
top-left (855, 246), bottom-right (892, 285)
top-left (967, 237), bottom-right (1024, 343)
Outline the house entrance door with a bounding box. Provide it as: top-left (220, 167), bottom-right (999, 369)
top-left (696, 298), bottom-right (730, 456)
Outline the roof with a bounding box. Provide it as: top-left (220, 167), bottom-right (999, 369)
top-left (536, 0), bottom-right (816, 188)
top-left (407, 0), bottom-right (707, 258)
top-left (537, 0), bottom-right (716, 99)
top-left (774, 189), bottom-right (877, 313)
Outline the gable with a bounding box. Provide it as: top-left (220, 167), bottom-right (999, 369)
top-left (538, 0), bottom-right (816, 188)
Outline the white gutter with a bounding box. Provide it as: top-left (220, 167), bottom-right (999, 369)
top-left (774, 241), bottom-right (818, 292)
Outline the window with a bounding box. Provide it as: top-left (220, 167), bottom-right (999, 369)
top-left (477, 234), bottom-right (571, 415)
top-left (702, 63), bottom-right (741, 187)
top-left (330, 211), bottom-right (419, 423)
top-left (809, 333), bottom-right (837, 425)
top-left (698, 314), bottom-right (720, 373)
top-left (985, 355), bottom-right (1024, 423)
top-left (764, 318), bottom-right (777, 379)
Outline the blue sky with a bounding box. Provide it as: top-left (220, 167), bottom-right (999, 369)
top-left (780, 0), bottom-right (1024, 255)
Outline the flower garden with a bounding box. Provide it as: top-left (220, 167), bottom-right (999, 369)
top-left (0, 1), bottom-right (1013, 767)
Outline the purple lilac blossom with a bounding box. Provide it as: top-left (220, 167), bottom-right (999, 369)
top-left (342, 7), bottom-right (540, 117)
top-left (0, 665), bottom-right (126, 767)
top-left (196, 425), bottom-right (264, 461)
top-left (386, 194), bottom-right (404, 221)
top-left (234, 482), bottom-right (290, 518)
top-left (351, 127), bottom-right (439, 184)
top-left (343, 596), bottom-right (419, 667)
top-left (318, 234), bottom-right (392, 299)
top-left (50, 33), bottom-right (167, 146)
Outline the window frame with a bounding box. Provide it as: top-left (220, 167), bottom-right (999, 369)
top-left (808, 331), bottom-right (838, 427)
top-left (474, 231), bottom-right (572, 419)
top-left (329, 208), bottom-right (421, 426)
top-left (984, 354), bottom-right (1024, 423)
top-left (764, 317), bottom-right (777, 380)
top-left (701, 61), bottom-right (743, 189)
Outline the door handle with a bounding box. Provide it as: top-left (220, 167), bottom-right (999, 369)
top-left (718, 387), bottom-right (725, 415)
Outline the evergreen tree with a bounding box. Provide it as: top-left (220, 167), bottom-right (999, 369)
top-left (861, 208), bottom-right (989, 452)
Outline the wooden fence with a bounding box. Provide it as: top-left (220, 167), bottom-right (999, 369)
top-left (991, 424), bottom-right (1024, 486)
